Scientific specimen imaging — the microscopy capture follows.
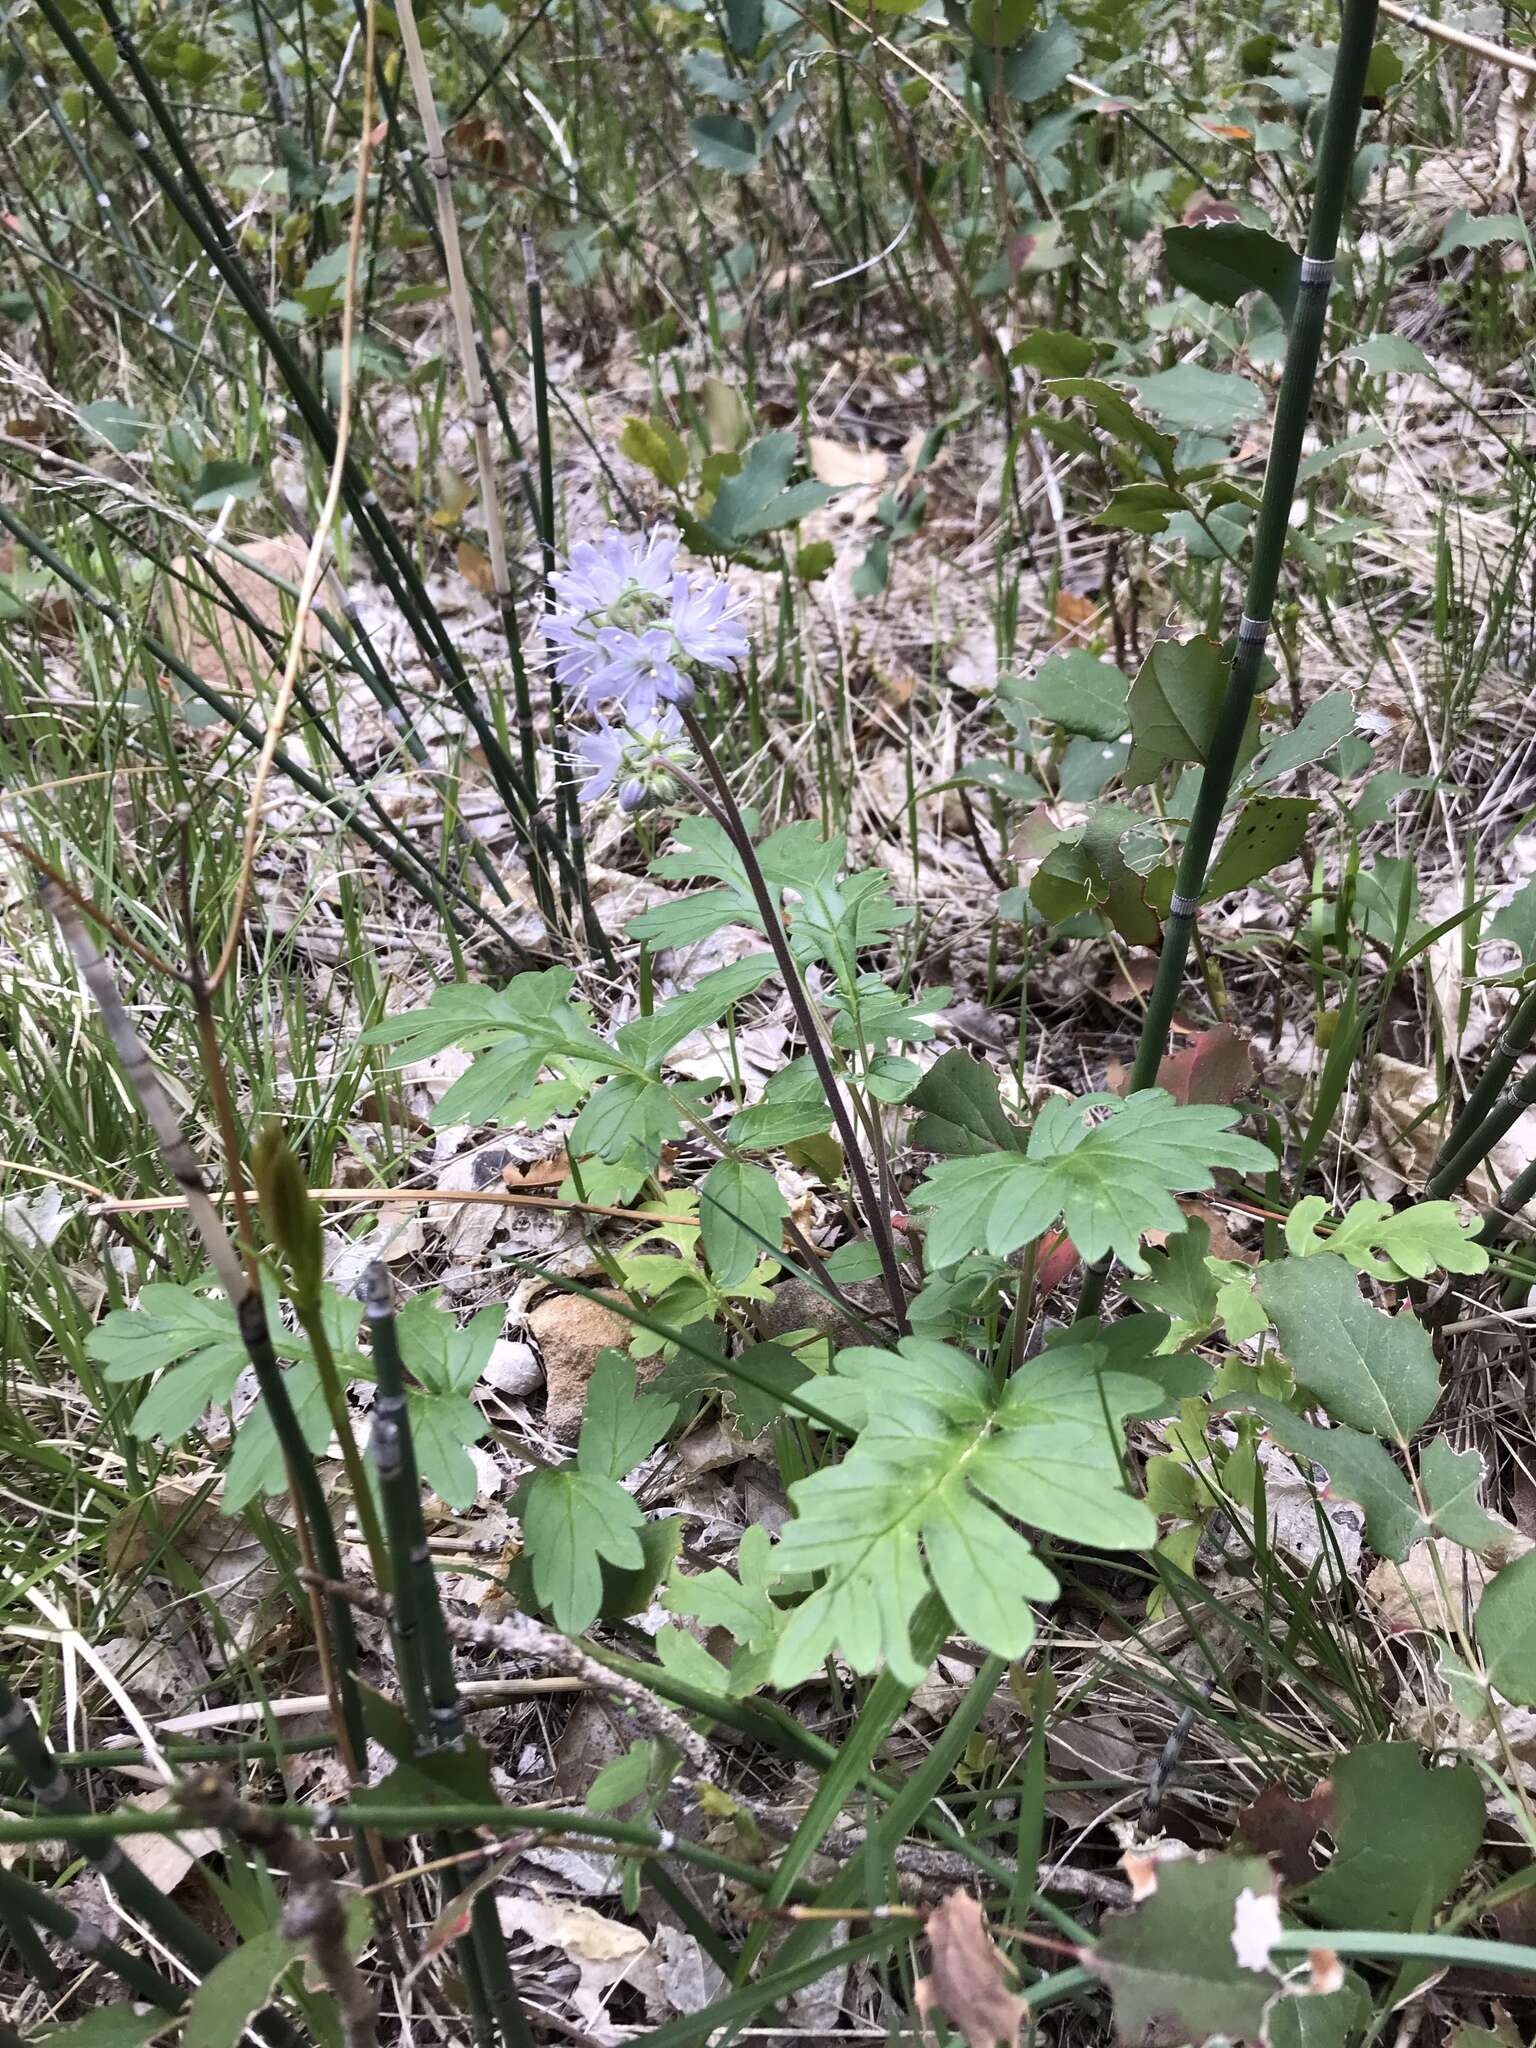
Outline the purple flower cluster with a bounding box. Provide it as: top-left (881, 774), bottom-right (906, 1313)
top-left (574, 707), bottom-right (693, 815)
top-left (546, 527), bottom-right (748, 722)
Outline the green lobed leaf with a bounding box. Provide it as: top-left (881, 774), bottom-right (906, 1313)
top-left (915, 1089), bottom-right (1273, 1273)
top-left (768, 1333), bottom-right (1156, 1684)
top-left (521, 1468), bottom-right (646, 1635)
top-left (1284, 1195), bottom-right (1487, 1282)
top-left (1256, 1253), bottom-right (1439, 1440)
top-left (577, 1349), bottom-right (678, 1480)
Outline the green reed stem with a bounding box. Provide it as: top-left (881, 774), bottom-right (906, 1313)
top-left (1427, 1062), bottom-right (1536, 1199)
top-left (522, 230), bottom-right (608, 966)
top-left (0, 1870), bottom-right (61, 1993)
top-left (362, 1264), bottom-right (534, 2048)
top-left (0, 1861), bottom-right (187, 2011)
top-left (0, 1673), bottom-right (223, 1980)
top-left (1426, 982), bottom-right (1536, 1188)
top-left (1079, 0), bottom-right (1381, 1318)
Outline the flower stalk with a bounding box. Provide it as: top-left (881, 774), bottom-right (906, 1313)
top-left (676, 710), bottom-right (910, 1330)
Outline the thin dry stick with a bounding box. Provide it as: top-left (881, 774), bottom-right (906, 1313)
top-left (94, 1183), bottom-right (702, 1224)
top-left (179, 1772), bottom-right (376, 2048)
top-left (206, 1), bottom-right (377, 993)
top-left (38, 877), bottom-right (368, 1814)
top-left (308, 1575), bottom-right (716, 1780)
top-left (1377, 0), bottom-right (1536, 77)
top-left (393, 0), bottom-right (516, 663)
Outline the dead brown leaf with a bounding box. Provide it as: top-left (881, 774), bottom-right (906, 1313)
top-left (808, 436), bottom-right (887, 489)
top-left (915, 1891), bottom-right (1027, 2048)
top-left (1233, 1780), bottom-right (1334, 1887)
top-left (158, 533), bottom-right (323, 693)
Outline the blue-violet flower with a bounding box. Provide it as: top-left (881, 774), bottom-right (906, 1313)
top-left (547, 526), bottom-right (747, 719)
top-left (574, 708), bottom-right (693, 814)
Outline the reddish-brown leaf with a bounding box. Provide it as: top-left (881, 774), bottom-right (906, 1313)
top-left (1234, 1780), bottom-right (1334, 1887)
top-left (1157, 1025), bottom-right (1258, 1107)
top-left (915, 1892), bottom-right (1028, 2048)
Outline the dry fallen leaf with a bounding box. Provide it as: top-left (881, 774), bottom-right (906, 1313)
top-left (914, 1890), bottom-right (1027, 2048)
top-left (808, 435), bottom-right (887, 489)
top-left (158, 532), bottom-right (323, 693)
top-left (1234, 1780), bottom-right (1334, 1887)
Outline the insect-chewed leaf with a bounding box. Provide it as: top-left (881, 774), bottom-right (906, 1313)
top-left (1089, 1852), bottom-right (1282, 2046)
top-left (914, 1891), bottom-right (1027, 2048)
top-left (915, 1089), bottom-right (1272, 1272)
top-left (767, 1334), bottom-right (1157, 1684)
top-left (1301, 1743), bottom-right (1483, 1933)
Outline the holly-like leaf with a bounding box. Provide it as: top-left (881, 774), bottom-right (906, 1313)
top-left (769, 1333), bottom-right (1157, 1684)
top-left (1486, 876), bottom-right (1536, 967)
top-left (1419, 1437), bottom-right (1503, 1551)
top-left (520, 1468), bottom-right (645, 1634)
top-left (909, 1050), bottom-right (1028, 1157)
top-left (1302, 1743), bottom-right (1483, 1933)
top-left (1256, 1253), bottom-right (1439, 1441)
top-left (1089, 1853), bottom-right (1283, 2046)
top-left (698, 431), bottom-right (837, 546)
top-left (1127, 365), bottom-right (1267, 435)
top-left (1284, 1195), bottom-right (1487, 1282)
top-left (1000, 651), bottom-right (1130, 742)
top-left (1243, 1398), bottom-right (1425, 1561)
top-left (1474, 1547), bottom-right (1536, 1705)
top-left (699, 1157), bottom-right (789, 1286)
top-left (1239, 689), bottom-right (1356, 790)
top-left (1123, 635), bottom-right (1231, 788)
top-left (183, 1927), bottom-right (306, 2048)
top-left (577, 1349), bottom-right (677, 1480)
top-left (916, 1090), bottom-right (1273, 1273)
top-left (688, 112), bottom-right (760, 173)
top-left (1164, 222), bottom-right (1300, 324)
